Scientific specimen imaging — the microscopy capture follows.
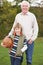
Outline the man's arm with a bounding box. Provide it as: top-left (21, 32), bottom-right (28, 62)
top-left (31, 15), bottom-right (39, 41)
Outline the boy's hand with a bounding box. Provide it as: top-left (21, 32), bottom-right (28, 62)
top-left (1, 43), bottom-right (7, 48)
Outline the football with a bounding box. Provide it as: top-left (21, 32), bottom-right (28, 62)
top-left (3, 37), bottom-right (13, 48)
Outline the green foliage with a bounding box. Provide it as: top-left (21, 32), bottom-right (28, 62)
top-left (0, 2), bottom-right (17, 39)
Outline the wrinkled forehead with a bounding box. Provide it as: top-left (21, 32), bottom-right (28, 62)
top-left (22, 4), bottom-right (28, 7)
top-left (21, 1), bottom-right (30, 7)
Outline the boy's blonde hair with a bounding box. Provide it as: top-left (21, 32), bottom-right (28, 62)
top-left (14, 23), bottom-right (22, 35)
top-left (14, 23), bottom-right (22, 30)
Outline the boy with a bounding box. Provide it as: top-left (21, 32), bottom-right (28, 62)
top-left (1, 23), bottom-right (27, 65)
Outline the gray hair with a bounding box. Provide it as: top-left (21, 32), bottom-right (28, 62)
top-left (21, 1), bottom-right (30, 8)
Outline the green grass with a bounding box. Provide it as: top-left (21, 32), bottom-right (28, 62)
top-left (32, 37), bottom-right (43, 65)
top-left (0, 37), bottom-right (43, 65)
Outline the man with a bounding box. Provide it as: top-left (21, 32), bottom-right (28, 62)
top-left (8, 1), bottom-right (38, 65)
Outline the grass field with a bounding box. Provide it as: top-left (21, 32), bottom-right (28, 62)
top-left (0, 37), bottom-right (43, 65)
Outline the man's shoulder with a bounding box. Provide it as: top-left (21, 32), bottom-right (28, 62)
top-left (16, 13), bottom-right (21, 17)
top-left (15, 13), bottom-right (21, 19)
top-left (28, 12), bottom-right (36, 18)
top-left (28, 12), bottom-right (35, 16)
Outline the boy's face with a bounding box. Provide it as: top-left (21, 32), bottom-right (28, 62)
top-left (15, 27), bottom-right (21, 36)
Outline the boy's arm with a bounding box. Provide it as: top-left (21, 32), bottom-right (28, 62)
top-left (21, 45), bottom-right (27, 53)
top-left (21, 39), bottom-right (27, 53)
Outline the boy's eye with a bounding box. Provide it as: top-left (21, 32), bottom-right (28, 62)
top-left (15, 28), bottom-right (21, 31)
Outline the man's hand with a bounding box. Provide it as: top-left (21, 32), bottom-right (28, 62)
top-left (28, 39), bottom-right (33, 44)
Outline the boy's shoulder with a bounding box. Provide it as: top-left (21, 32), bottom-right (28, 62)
top-left (20, 34), bottom-right (26, 39)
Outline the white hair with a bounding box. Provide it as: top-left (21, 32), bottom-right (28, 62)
top-left (21, 1), bottom-right (30, 8)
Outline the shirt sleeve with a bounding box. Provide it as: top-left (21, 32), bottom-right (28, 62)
top-left (31, 15), bottom-right (39, 41)
top-left (21, 39), bottom-right (27, 53)
top-left (8, 16), bottom-right (17, 36)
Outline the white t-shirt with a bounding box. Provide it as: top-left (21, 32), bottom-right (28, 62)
top-left (8, 12), bottom-right (38, 41)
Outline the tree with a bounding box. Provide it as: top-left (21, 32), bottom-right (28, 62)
top-left (0, 0), bottom-right (11, 7)
top-left (0, 0), bottom-right (3, 7)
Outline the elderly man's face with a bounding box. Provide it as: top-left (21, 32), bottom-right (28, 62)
top-left (21, 3), bottom-right (29, 14)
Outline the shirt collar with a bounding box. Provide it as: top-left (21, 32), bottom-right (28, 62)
top-left (21, 12), bottom-right (29, 15)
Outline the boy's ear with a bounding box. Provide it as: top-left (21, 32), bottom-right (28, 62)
top-left (13, 32), bottom-right (16, 36)
top-left (20, 32), bottom-right (22, 35)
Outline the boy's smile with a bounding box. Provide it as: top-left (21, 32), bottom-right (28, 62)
top-left (15, 28), bottom-right (21, 36)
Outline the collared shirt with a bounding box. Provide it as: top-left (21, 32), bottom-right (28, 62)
top-left (8, 12), bottom-right (38, 41)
